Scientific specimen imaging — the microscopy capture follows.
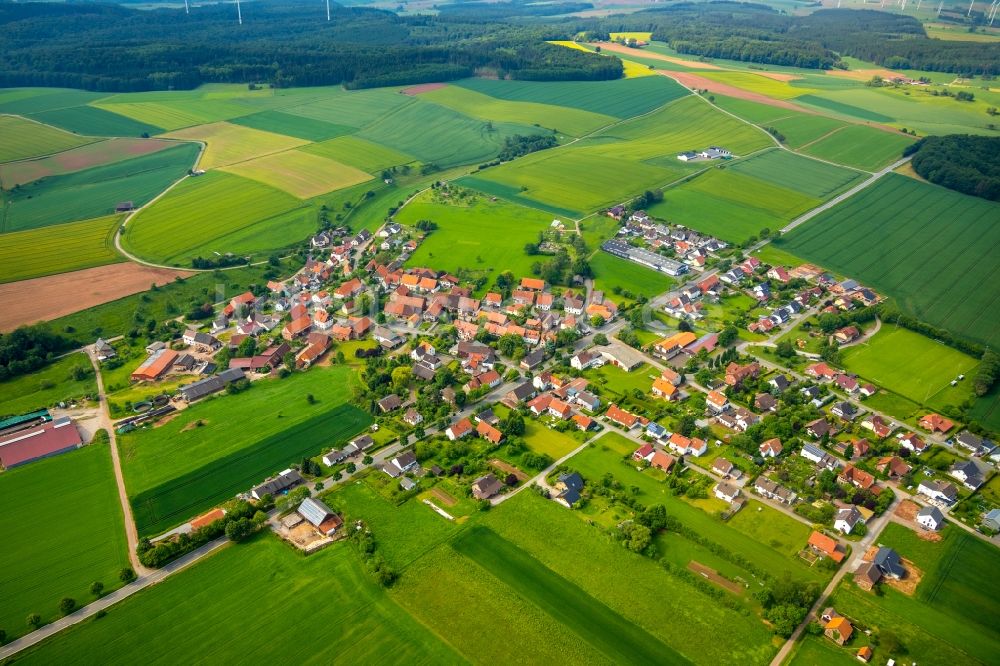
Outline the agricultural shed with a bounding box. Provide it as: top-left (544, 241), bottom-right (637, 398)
top-left (0, 416), bottom-right (82, 468)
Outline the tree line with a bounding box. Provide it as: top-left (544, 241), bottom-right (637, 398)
top-left (0, 1), bottom-right (621, 92)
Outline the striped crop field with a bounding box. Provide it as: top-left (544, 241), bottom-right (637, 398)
top-left (221, 148), bottom-right (373, 198)
top-left (300, 135), bottom-right (416, 173)
top-left (1, 142), bottom-right (199, 232)
top-left (416, 84), bottom-right (617, 137)
top-left (0, 115), bottom-right (96, 162)
top-left (778, 174), bottom-right (1000, 348)
top-left (162, 121), bottom-right (308, 169)
top-left (0, 138), bottom-right (176, 188)
top-left (0, 214), bottom-right (123, 283)
top-left (121, 170), bottom-right (311, 264)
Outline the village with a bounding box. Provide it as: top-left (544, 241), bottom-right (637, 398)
top-left (2, 186), bottom-right (997, 665)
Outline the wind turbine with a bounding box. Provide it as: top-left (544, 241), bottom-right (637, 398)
top-left (326, 0), bottom-right (331, 20)
top-left (184, 0), bottom-right (189, 14)
top-left (968, 0), bottom-right (975, 17)
top-left (937, 0), bottom-right (943, 16)
top-left (236, 0), bottom-right (243, 24)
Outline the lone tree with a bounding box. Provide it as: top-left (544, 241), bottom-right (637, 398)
top-left (119, 567), bottom-right (137, 584)
top-left (90, 581), bottom-right (105, 598)
top-left (26, 613), bottom-right (41, 629)
top-left (59, 598), bottom-right (77, 616)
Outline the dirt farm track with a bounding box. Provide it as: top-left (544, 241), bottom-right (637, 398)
top-left (0, 262), bottom-right (191, 331)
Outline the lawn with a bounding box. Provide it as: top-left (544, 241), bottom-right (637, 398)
top-left (0, 142), bottom-right (199, 232)
top-left (455, 75), bottom-right (689, 118)
top-left (0, 138), bottom-right (175, 188)
top-left (586, 362), bottom-right (656, 397)
top-left (396, 188), bottom-right (553, 281)
top-left (777, 174), bottom-right (1000, 349)
top-left (0, 442), bottom-right (128, 639)
top-left (522, 420), bottom-right (582, 458)
top-left (800, 124), bottom-right (914, 171)
top-left (121, 170), bottom-right (312, 264)
top-left (300, 135), bottom-right (416, 173)
top-left (453, 525), bottom-right (686, 664)
top-left (322, 479), bottom-right (460, 569)
top-left (228, 109), bottom-right (354, 141)
top-left (787, 634), bottom-right (859, 665)
top-left (357, 99), bottom-right (543, 169)
top-left (0, 352), bottom-right (97, 416)
top-left (417, 84), bottom-right (617, 137)
top-left (726, 499), bottom-right (812, 559)
top-left (162, 121), bottom-right (308, 169)
top-left (221, 148), bottom-right (373, 199)
top-left (479, 491), bottom-right (777, 664)
top-left (590, 251), bottom-right (674, 300)
top-left (0, 115), bottom-right (95, 162)
top-left (10, 535), bottom-right (462, 665)
top-left (122, 366), bottom-right (370, 535)
top-left (840, 326), bottom-right (979, 412)
top-left (0, 214), bottom-right (123, 284)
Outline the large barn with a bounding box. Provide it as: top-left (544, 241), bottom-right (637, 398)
top-left (0, 416), bottom-right (83, 469)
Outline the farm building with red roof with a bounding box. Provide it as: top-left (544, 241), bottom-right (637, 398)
top-left (0, 417), bottom-right (83, 469)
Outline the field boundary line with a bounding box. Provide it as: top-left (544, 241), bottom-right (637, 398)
top-left (797, 125), bottom-right (847, 151)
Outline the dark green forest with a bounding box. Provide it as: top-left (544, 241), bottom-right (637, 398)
top-left (0, 0), bottom-right (621, 91)
top-left (582, 4), bottom-right (999, 74)
top-left (906, 135), bottom-right (1000, 201)
top-left (0, 1), bottom-right (996, 91)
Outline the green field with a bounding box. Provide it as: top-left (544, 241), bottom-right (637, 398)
top-left (121, 170), bottom-right (312, 264)
top-left (787, 634), bottom-right (859, 665)
top-left (358, 100), bottom-right (543, 169)
top-left (0, 115), bottom-right (95, 162)
top-left (122, 366), bottom-right (370, 535)
top-left (0, 142), bottom-right (199, 232)
top-left (281, 86), bottom-right (413, 128)
top-left (0, 353), bottom-right (97, 416)
top-left (10, 536), bottom-right (462, 664)
top-left (29, 105), bottom-right (163, 138)
top-left (800, 124), bottom-right (914, 171)
top-left (648, 166), bottom-right (819, 243)
top-left (455, 76), bottom-right (689, 118)
top-left (221, 148), bottom-right (372, 198)
top-left (479, 492), bottom-right (777, 664)
top-left (778, 175), bottom-right (1000, 349)
top-left (829, 523), bottom-right (1000, 665)
top-left (418, 84), bottom-right (617, 137)
top-left (229, 109), bottom-right (354, 141)
top-left (0, 214), bottom-right (123, 283)
top-left (767, 114), bottom-right (847, 149)
top-left (162, 121), bottom-right (308, 169)
top-left (0, 442), bottom-right (127, 639)
top-left (590, 251), bottom-right (674, 299)
top-left (397, 189), bottom-right (553, 280)
top-left (301, 134), bottom-right (416, 173)
top-left (0, 89), bottom-right (107, 116)
top-left (465, 96), bottom-right (771, 215)
top-left (453, 525), bottom-right (686, 664)
top-left (726, 149), bottom-right (864, 199)
top-left (94, 99), bottom-right (255, 131)
top-left (841, 326), bottom-right (979, 412)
